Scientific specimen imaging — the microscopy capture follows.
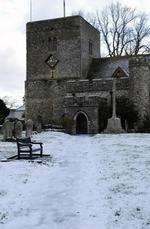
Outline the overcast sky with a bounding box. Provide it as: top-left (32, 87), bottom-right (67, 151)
top-left (0, 0), bottom-right (150, 106)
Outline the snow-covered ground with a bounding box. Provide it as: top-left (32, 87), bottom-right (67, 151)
top-left (1, 132), bottom-right (150, 229)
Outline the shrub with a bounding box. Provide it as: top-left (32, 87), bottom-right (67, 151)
top-left (98, 100), bottom-right (111, 132)
top-left (138, 115), bottom-right (150, 133)
top-left (49, 118), bottom-right (62, 126)
top-left (116, 97), bottom-right (139, 130)
top-left (0, 99), bottom-right (10, 125)
top-left (98, 97), bottom-right (139, 132)
top-left (61, 116), bottom-right (74, 134)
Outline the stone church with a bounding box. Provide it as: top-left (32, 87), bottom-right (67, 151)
top-left (25, 15), bottom-right (150, 134)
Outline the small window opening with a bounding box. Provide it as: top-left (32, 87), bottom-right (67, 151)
top-left (49, 37), bottom-right (57, 51)
top-left (89, 41), bottom-right (93, 55)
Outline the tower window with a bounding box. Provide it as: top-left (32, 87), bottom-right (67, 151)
top-left (49, 38), bottom-right (53, 50)
top-left (89, 41), bottom-right (93, 55)
top-left (53, 37), bottom-right (57, 51)
top-left (49, 37), bottom-right (57, 51)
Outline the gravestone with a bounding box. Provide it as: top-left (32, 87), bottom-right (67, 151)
top-left (36, 122), bottom-right (42, 133)
top-left (15, 121), bottom-right (23, 138)
top-left (2, 120), bottom-right (14, 141)
top-left (26, 119), bottom-right (33, 137)
top-left (36, 116), bottom-right (42, 133)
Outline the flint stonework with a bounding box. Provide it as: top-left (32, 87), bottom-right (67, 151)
top-left (25, 15), bottom-right (150, 134)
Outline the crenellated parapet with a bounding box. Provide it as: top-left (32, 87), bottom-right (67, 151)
top-left (129, 55), bottom-right (150, 67)
top-left (66, 78), bottom-right (129, 93)
top-left (64, 95), bottom-right (102, 107)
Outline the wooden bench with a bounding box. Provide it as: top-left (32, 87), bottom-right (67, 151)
top-left (16, 137), bottom-right (43, 159)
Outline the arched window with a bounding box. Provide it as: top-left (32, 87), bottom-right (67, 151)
top-left (53, 37), bottom-right (57, 51)
top-left (112, 67), bottom-right (128, 78)
top-left (48, 37), bottom-right (57, 51)
top-left (89, 40), bottom-right (93, 55)
top-left (49, 38), bottom-right (53, 51)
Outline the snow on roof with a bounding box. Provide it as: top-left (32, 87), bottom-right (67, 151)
top-left (16, 105), bottom-right (25, 111)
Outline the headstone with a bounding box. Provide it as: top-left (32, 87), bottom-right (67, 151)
top-left (36, 122), bottom-right (42, 133)
top-left (2, 120), bottom-right (14, 141)
top-left (36, 116), bottom-right (42, 133)
top-left (15, 121), bottom-right (23, 138)
top-left (26, 119), bottom-right (33, 137)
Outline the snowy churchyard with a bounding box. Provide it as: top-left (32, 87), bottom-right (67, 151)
top-left (1, 132), bottom-right (150, 228)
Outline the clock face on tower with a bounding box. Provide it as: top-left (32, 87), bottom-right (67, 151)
top-left (45, 54), bottom-right (59, 69)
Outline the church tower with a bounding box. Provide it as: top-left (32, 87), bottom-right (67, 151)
top-left (25, 16), bottom-right (100, 124)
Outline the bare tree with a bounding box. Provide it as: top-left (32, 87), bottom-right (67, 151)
top-left (1, 96), bottom-right (19, 109)
top-left (96, 2), bottom-right (150, 56)
top-left (128, 13), bottom-right (150, 55)
top-left (72, 3), bottom-right (150, 56)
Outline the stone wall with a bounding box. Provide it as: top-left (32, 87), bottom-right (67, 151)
top-left (27, 15), bottom-right (100, 81)
top-left (25, 79), bottom-right (66, 124)
top-left (27, 16), bottom-right (82, 81)
top-left (80, 18), bottom-right (100, 78)
top-left (65, 106), bottom-right (99, 134)
top-left (129, 55), bottom-right (150, 120)
top-left (26, 14), bottom-right (150, 133)
top-left (26, 15), bottom-right (101, 126)
top-left (66, 78), bottom-right (129, 93)
top-left (64, 78), bottom-right (129, 133)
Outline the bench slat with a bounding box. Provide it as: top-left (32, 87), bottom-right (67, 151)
top-left (16, 137), bottom-right (43, 159)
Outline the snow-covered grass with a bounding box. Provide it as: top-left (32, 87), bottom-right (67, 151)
top-left (1, 132), bottom-right (150, 229)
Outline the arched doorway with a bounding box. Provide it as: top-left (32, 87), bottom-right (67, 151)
top-left (76, 112), bottom-right (88, 134)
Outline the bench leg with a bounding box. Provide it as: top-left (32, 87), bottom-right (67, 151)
top-left (40, 146), bottom-right (43, 157)
top-left (30, 149), bottom-right (32, 159)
